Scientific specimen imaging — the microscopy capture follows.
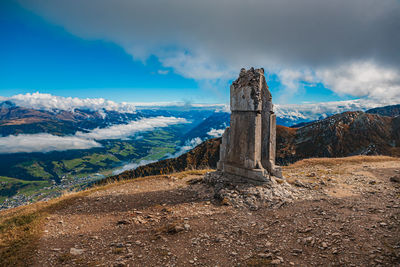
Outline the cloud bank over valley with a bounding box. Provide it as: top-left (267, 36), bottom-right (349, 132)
top-left (0, 116), bottom-right (188, 153)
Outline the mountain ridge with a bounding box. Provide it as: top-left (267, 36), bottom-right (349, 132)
top-left (106, 110), bottom-right (400, 183)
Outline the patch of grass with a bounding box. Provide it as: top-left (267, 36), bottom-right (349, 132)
top-left (285, 155), bottom-right (400, 169)
top-left (112, 247), bottom-right (124, 254)
top-left (0, 210), bottom-right (43, 267)
top-left (0, 176), bottom-right (51, 200)
top-left (62, 158), bottom-right (84, 170)
top-left (0, 187), bottom-right (96, 267)
top-left (0, 173), bottom-right (172, 266)
top-left (244, 256), bottom-right (272, 266)
top-left (0, 168), bottom-right (210, 266)
top-left (57, 252), bottom-right (73, 263)
top-left (174, 169), bottom-right (210, 179)
top-left (17, 162), bottom-right (52, 179)
top-left (155, 221), bottom-right (184, 235)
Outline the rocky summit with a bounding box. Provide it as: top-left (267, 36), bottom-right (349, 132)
top-left (2, 155), bottom-right (399, 266)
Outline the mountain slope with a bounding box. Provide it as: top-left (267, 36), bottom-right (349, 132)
top-left (366, 104), bottom-right (400, 117)
top-left (0, 101), bottom-right (142, 136)
top-left (107, 111), bottom-right (400, 182)
top-left (277, 111), bottom-right (400, 164)
top-left (96, 138), bottom-right (221, 185)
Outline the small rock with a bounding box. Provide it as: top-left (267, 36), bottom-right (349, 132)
top-left (70, 248), bottom-right (85, 255)
top-left (173, 225), bottom-right (184, 233)
top-left (117, 220), bottom-right (130, 225)
top-left (292, 249), bottom-right (302, 254)
top-left (321, 242), bottom-right (328, 249)
top-left (298, 228), bottom-right (312, 233)
top-left (184, 224), bottom-right (191, 231)
top-left (271, 259), bottom-right (281, 265)
top-left (390, 175), bottom-right (400, 183)
top-left (258, 253), bottom-right (272, 259)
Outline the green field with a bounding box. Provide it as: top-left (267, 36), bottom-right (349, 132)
top-left (0, 176), bottom-right (51, 202)
top-left (0, 125), bottom-right (187, 202)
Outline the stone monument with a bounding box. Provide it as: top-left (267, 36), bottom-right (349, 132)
top-left (217, 67), bottom-right (282, 184)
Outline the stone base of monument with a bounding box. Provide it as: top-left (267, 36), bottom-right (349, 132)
top-left (203, 171), bottom-right (296, 210)
top-left (217, 163), bottom-right (270, 185)
top-left (216, 162), bottom-right (283, 185)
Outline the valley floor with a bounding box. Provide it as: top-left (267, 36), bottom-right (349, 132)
top-left (2, 156), bottom-right (400, 266)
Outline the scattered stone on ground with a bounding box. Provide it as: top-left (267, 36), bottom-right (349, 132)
top-left (33, 157), bottom-right (400, 266)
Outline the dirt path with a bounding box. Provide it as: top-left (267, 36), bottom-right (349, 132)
top-left (34, 157), bottom-right (400, 266)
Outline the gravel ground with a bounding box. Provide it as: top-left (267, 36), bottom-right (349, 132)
top-left (34, 156), bottom-right (400, 266)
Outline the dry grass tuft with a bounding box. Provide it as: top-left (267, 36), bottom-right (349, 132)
top-left (154, 221), bottom-right (184, 235)
top-left (0, 167), bottom-right (210, 266)
top-left (0, 172), bottom-right (186, 267)
top-left (285, 155), bottom-right (399, 169)
top-left (245, 256), bottom-right (273, 266)
top-left (0, 190), bottom-right (95, 267)
top-left (174, 169), bottom-right (211, 179)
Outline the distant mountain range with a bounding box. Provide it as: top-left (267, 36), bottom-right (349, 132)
top-left (1, 96), bottom-right (399, 208)
top-left (365, 104), bottom-right (400, 117)
top-left (0, 100), bottom-right (141, 136)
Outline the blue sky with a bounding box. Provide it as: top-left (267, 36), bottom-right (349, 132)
top-left (1, 0), bottom-right (399, 105)
top-left (0, 1), bottom-right (206, 103)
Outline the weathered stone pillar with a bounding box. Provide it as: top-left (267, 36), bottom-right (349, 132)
top-left (217, 67), bottom-right (281, 183)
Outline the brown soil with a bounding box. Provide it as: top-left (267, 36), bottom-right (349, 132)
top-left (33, 156), bottom-right (400, 266)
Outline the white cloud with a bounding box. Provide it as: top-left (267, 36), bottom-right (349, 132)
top-left (112, 159), bottom-right (156, 175)
top-left (0, 116), bottom-right (188, 153)
top-left (207, 128), bottom-right (225, 138)
top-left (166, 137), bottom-right (203, 158)
top-left (275, 98), bottom-right (400, 122)
top-left (0, 92), bottom-right (136, 113)
top-left (316, 61), bottom-right (400, 100)
top-left (76, 116), bottom-right (188, 140)
top-left (0, 133), bottom-right (102, 153)
top-left (18, 0), bottom-right (400, 100)
top-left (157, 70), bottom-right (169, 75)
